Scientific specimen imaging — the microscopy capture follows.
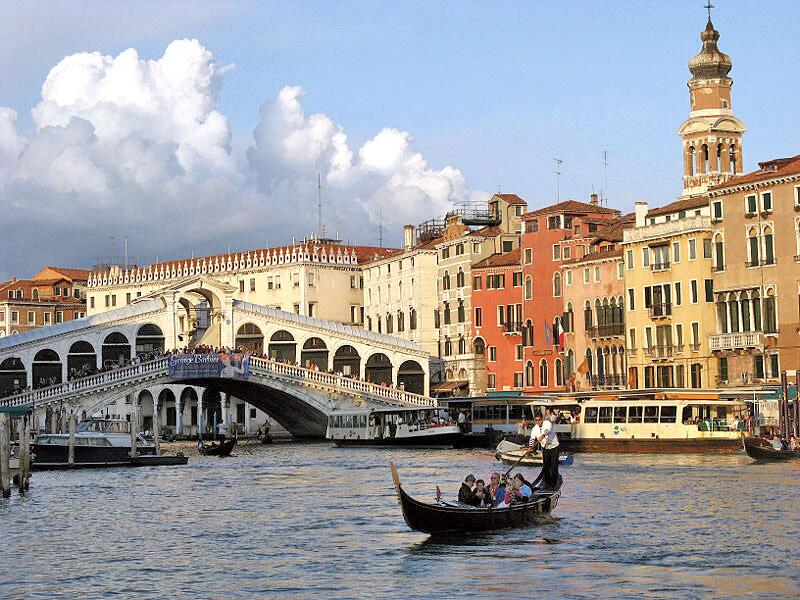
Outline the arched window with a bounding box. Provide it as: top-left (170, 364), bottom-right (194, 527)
top-left (397, 310), bottom-right (404, 332)
top-left (688, 146), bottom-right (695, 176)
top-left (386, 313), bottom-right (394, 334)
top-left (764, 288), bottom-right (777, 334)
top-left (729, 144), bottom-right (737, 173)
top-left (552, 272), bottom-right (562, 298)
top-left (728, 292), bottom-right (740, 333)
top-left (701, 143), bottom-right (709, 173)
top-left (32, 289), bottom-right (39, 301)
top-left (585, 348), bottom-right (593, 377)
top-left (555, 358), bottom-right (563, 387)
top-left (565, 302), bottom-right (574, 333)
top-left (740, 291), bottom-right (751, 332)
top-left (713, 232), bottom-right (725, 270)
top-left (525, 361), bottom-right (534, 387)
top-left (442, 270), bottom-right (451, 291)
top-left (524, 276), bottom-right (532, 301)
top-left (584, 300), bottom-right (592, 332)
top-left (474, 337), bottom-right (486, 355)
top-left (409, 308), bottom-right (417, 330)
top-left (458, 336), bottom-right (466, 355)
top-left (539, 359), bottom-right (549, 387)
top-left (444, 337), bottom-right (452, 356)
top-left (457, 268), bottom-right (465, 288)
top-left (763, 225), bottom-right (775, 265)
top-left (747, 227), bottom-right (760, 266)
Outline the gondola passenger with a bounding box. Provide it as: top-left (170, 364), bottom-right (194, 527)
top-left (471, 479), bottom-right (492, 507)
top-left (487, 472), bottom-right (505, 507)
top-left (513, 473), bottom-right (532, 501)
top-left (458, 474), bottom-right (476, 504)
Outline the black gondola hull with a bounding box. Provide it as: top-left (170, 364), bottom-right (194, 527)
top-left (390, 462), bottom-right (561, 534)
top-left (743, 438), bottom-right (800, 461)
top-left (201, 437), bottom-right (237, 457)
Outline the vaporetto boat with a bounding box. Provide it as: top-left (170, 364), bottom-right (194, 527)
top-left (327, 407), bottom-right (462, 447)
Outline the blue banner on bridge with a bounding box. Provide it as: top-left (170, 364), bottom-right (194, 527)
top-left (168, 353), bottom-right (250, 380)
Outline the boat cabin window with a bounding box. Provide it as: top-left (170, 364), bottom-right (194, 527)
top-left (509, 404), bottom-right (525, 420)
top-left (659, 406), bottom-right (677, 423)
top-left (644, 406), bottom-right (659, 423)
top-left (584, 407), bottom-right (598, 423)
top-left (598, 407), bottom-right (613, 423)
top-left (628, 406), bottom-right (644, 423)
top-left (613, 406), bottom-right (627, 423)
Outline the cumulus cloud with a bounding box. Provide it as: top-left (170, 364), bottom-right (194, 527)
top-left (0, 39), bottom-right (476, 279)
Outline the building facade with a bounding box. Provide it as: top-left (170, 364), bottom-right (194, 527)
top-left (708, 155), bottom-right (800, 386)
top-left (0, 271), bottom-right (88, 338)
top-left (521, 198), bottom-right (621, 391)
top-left (471, 248), bottom-right (523, 392)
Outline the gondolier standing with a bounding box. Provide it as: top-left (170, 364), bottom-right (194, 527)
top-left (529, 412), bottom-right (559, 489)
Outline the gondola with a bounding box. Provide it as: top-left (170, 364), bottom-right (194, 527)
top-left (389, 462), bottom-right (561, 535)
top-left (198, 436), bottom-right (237, 457)
top-left (743, 437), bottom-right (800, 461)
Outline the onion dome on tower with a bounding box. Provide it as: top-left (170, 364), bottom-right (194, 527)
top-left (688, 19), bottom-right (732, 81)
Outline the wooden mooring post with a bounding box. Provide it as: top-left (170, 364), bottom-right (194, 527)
top-left (68, 411), bottom-right (76, 466)
top-left (15, 414), bottom-right (31, 493)
top-left (130, 406), bottom-right (138, 459)
top-left (152, 399), bottom-right (161, 457)
top-left (0, 413), bottom-right (10, 498)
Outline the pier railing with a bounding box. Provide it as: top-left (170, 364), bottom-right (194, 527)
top-left (0, 356), bottom-right (436, 410)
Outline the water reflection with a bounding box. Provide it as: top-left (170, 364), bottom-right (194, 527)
top-left (0, 443), bottom-right (798, 599)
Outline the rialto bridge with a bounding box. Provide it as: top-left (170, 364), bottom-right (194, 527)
top-left (0, 277), bottom-right (434, 438)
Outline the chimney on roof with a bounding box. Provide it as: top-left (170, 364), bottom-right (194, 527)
top-left (634, 201), bottom-right (649, 228)
top-left (403, 224), bottom-right (416, 250)
top-left (590, 193), bottom-right (599, 206)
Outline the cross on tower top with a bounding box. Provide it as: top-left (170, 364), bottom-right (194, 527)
top-left (705, 1), bottom-right (714, 20)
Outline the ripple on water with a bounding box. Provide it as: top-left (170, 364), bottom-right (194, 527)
top-left (0, 443), bottom-right (798, 599)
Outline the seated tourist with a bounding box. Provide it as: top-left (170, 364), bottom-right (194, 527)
top-left (471, 479), bottom-right (492, 507)
top-left (770, 436), bottom-right (785, 451)
top-left (513, 473), bottom-right (533, 500)
top-left (458, 474), bottom-right (476, 504)
top-left (789, 436), bottom-right (799, 451)
top-left (487, 472), bottom-right (505, 507)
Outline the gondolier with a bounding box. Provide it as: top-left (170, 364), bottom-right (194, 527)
top-left (529, 412), bottom-right (559, 489)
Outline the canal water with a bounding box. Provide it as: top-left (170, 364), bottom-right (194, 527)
top-left (1, 443), bottom-right (798, 599)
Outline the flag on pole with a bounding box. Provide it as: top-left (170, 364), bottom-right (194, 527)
top-left (544, 320), bottom-right (552, 345)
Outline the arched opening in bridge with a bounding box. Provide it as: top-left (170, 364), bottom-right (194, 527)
top-left (269, 330), bottom-right (296, 362)
top-left (333, 345), bottom-right (360, 377)
top-left (33, 349), bottom-right (62, 389)
top-left (66, 340), bottom-right (97, 379)
top-left (159, 388), bottom-right (177, 432)
top-left (102, 332), bottom-right (131, 367)
top-left (236, 323), bottom-right (264, 354)
top-left (365, 353), bottom-right (392, 386)
top-left (0, 357), bottom-right (26, 396)
top-left (137, 389), bottom-right (155, 433)
top-left (301, 337), bottom-right (328, 371)
top-left (136, 324), bottom-right (165, 358)
top-left (397, 360), bottom-right (425, 394)
top-left (181, 387), bottom-right (199, 434)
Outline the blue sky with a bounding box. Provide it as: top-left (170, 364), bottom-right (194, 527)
top-left (0, 1), bottom-right (798, 274)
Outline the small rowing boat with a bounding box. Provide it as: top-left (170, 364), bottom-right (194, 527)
top-left (743, 437), bottom-right (800, 461)
top-left (389, 462), bottom-right (561, 534)
top-left (198, 436), bottom-right (237, 457)
top-left (494, 440), bottom-right (574, 467)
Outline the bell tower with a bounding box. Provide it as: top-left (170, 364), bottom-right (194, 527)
top-left (677, 10), bottom-right (746, 197)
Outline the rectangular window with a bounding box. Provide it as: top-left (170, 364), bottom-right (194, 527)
top-left (11, 311), bottom-right (18, 324)
top-left (565, 270), bottom-right (573, 285)
top-left (598, 407), bottom-right (613, 423)
top-left (126, 292), bottom-right (131, 304)
top-left (688, 238), bottom-right (697, 260)
top-left (488, 346), bottom-right (497, 361)
top-left (719, 357), bottom-right (728, 382)
top-left (526, 219), bottom-right (539, 233)
top-left (769, 353), bottom-right (779, 378)
top-left (563, 246), bottom-right (572, 259)
top-left (627, 288), bottom-right (635, 311)
top-left (746, 194), bottom-right (757, 215)
top-left (111, 295), bottom-right (116, 307)
top-left (690, 280), bottom-right (698, 304)
top-left (712, 201), bottom-right (723, 220)
top-left (473, 276), bottom-right (482, 291)
top-left (583, 267), bottom-right (590, 284)
top-left (593, 266), bottom-right (600, 282)
top-left (704, 279), bottom-right (714, 302)
top-left (547, 216), bottom-right (560, 229)
top-left (104, 295), bottom-right (110, 308)
top-left (761, 191), bottom-right (773, 212)
top-left (27, 311), bottom-right (35, 325)
top-left (239, 280), bottom-right (245, 293)
top-left (524, 248), bottom-right (533, 264)
top-left (350, 275), bottom-right (358, 289)
top-left (475, 307), bottom-right (483, 327)
top-left (584, 407), bottom-right (599, 423)
top-left (626, 249), bottom-right (634, 270)
top-left (56, 311), bottom-right (63, 323)
top-left (44, 312), bottom-right (51, 325)
top-left (691, 322), bottom-right (700, 348)
top-left (642, 247), bottom-right (650, 267)
top-left (513, 272), bottom-right (523, 287)
top-left (250, 278), bottom-right (256, 291)
top-left (552, 245), bottom-right (561, 260)
top-left (515, 345), bottom-right (523, 361)
top-left (674, 282), bottom-right (682, 306)
top-left (497, 305), bottom-right (505, 326)
top-left (675, 323), bottom-right (683, 349)
top-left (672, 241), bottom-right (681, 263)
top-left (660, 406), bottom-right (677, 423)
top-left (502, 240), bottom-right (513, 253)
top-left (617, 261), bottom-right (624, 279)
top-left (487, 373), bottom-right (497, 389)
top-left (703, 238), bottom-right (712, 258)
top-left (513, 372), bottom-right (523, 388)
top-left (0, 311), bottom-right (4, 323)
top-left (629, 328), bottom-right (636, 350)
top-left (90, 297), bottom-right (95, 309)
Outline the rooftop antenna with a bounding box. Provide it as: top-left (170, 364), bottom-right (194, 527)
top-left (603, 149), bottom-right (609, 206)
top-left (124, 235), bottom-right (128, 270)
top-left (378, 205), bottom-right (384, 247)
top-left (317, 173), bottom-right (325, 239)
top-left (553, 158), bottom-right (563, 202)
top-left (110, 236), bottom-right (115, 261)
top-left (497, 184), bottom-right (503, 194)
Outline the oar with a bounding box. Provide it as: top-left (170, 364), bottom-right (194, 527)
top-left (503, 446), bottom-right (536, 478)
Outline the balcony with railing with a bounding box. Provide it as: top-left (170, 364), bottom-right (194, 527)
top-left (589, 374), bottom-right (625, 389)
top-left (587, 323), bottom-right (625, 338)
top-left (623, 214), bottom-right (711, 243)
top-left (651, 261), bottom-right (671, 272)
top-left (745, 258), bottom-right (776, 268)
top-left (711, 263), bottom-right (725, 272)
top-left (709, 331), bottom-right (764, 351)
top-left (503, 321), bottom-right (523, 334)
top-left (645, 345), bottom-right (674, 360)
top-left (647, 303), bottom-right (672, 319)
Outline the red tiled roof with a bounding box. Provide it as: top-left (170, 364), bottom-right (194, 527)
top-left (646, 196), bottom-right (709, 218)
top-left (710, 154), bottom-right (800, 189)
top-left (523, 200), bottom-right (620, 218)
top-left (472, 247), bottom-right (521, 269)
top-left (468, 225), bottom-right (503, 237)
top-left (561, 248), bottom-right (623, 265)
top-left (592, 213), bottom-right (635, 242)
top-left (494, 193), bottom-right (527, 205)
top-left (35, 267), bottom-right (91, 281)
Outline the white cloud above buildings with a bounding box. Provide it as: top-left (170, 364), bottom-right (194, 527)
top-left (0, 39), bottom-right (475, 278)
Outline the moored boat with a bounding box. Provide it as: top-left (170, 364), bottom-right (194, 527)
top-left (390, 462), bottom-right (561, 534)
top-left (199, 436), bottom-right (237, 457)
top-left (327, 407), bottom-right (462, 448)
top-left (494, 440), bottom-right (574, 466)
top-left (743, 437), bottom-right (800, 461)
